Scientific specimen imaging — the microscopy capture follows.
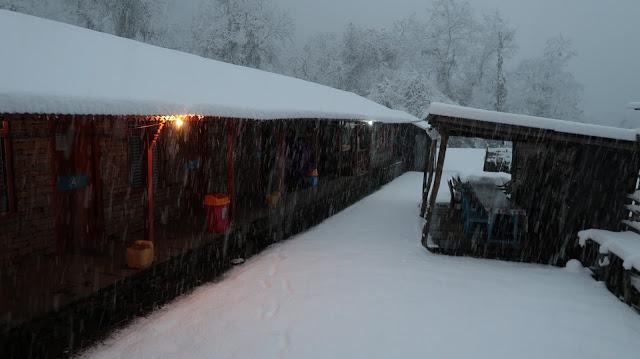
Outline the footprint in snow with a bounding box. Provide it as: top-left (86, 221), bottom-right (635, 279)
top-left (267, 265), bottom-right (278, 277)
top-left (281, 278), bottom-right (293, 296)
top-left (278, 331), bottom-right (290, 353)
top-left (261, 277), bottom-right (272, 289)
top-left (261, 302), bottom-right (280, 319)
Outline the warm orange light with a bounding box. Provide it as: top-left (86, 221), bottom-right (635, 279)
top-left (162, 114), bottom-right (189, 128)
top-left (160, 114), bottom-right (203, 128)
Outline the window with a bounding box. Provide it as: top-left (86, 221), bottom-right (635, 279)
top-left (128, 121), bottom-right (160, 189)
top-left (0, 120), bottom-right (13, 213)
top-left (128, 122), bottom-right (145, 188)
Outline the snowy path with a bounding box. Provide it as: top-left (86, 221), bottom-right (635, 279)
top-left (84, 171), bottom-right (640, 359)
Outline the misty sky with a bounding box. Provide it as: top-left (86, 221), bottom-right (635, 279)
top-left (270, 0), bottom-right (639, 127)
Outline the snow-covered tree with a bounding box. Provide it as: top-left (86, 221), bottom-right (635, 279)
top-left (290, 33), bottom-right (344, 89)
top-left (339, 24), bottom-right (398, 95)
top-left (0, 0), bottom-right (167, 42)
top-left (423, 0), bottom-right (476, 102)
top-left (66, 0), bottom-right (108, 32)
top-left (192, 0), bottom-right (294, 70)
top-left (368, 71), bottom-right (449, 118)
top-left (467, 11), bottom-right (517, 112)
top-left (508, 36), bottom-right (583, 120)
top-left (108, 0), bottom-right (164, 42)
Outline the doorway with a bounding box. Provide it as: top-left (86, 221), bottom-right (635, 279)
top-left (52, 117), bottom-right (102, 255)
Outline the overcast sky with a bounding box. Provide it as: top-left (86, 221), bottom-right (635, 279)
top-left (271, 0), bottom-right (640, 127)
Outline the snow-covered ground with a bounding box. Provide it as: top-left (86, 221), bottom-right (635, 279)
top-left (84, 150), bottom-right (640, 359)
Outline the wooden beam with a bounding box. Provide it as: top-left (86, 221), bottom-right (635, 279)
top-left (1, 119), bottom-right (16, 214)
top-left (277, 123), bottom-right (286, 193)
top-left (145, 121), bottom-right (165, 243)
top-left (48, 115), bottom-right (64, 256)
top-left (146, 144), bottom-right (155, 242)
top-left (226, 120), bottom-right (236, 219)
top-left (420, 137), bottom-right (438, 217)
top-left (422, 131), bottom-right (449, 248)
top-left (91, 116), bottom-right (105, 243)
top-left (428, 115), bottom-right (638, 151)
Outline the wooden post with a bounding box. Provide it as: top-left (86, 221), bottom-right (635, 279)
top-left (421, 138), bottom-right (438, 217)
top-left (146, 144), bottom-right (155, 242)
top-left (91, 117), bottom-right (104, 244)
top-left (277, 124), bottom-right (286, 193)
top-left (623, 269), bottom-right (632, 305)
top-left (48, 115), bottom-right (64, 255)
top-left (0, 118), bottom-right (16, 214)
top-left (226, 121), bottom-right (236, 218)
top-left (145, 121), bottom-right (164, 243)
top-left (422, 131), bottom-right (449, 248)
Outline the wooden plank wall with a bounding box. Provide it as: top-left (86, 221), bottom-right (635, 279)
top-left (511, 141), bottom-right (639, 264)
top-left (0, 116), bottom-right (55, 269)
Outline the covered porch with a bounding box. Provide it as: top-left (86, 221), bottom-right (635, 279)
top-left (420, 103), bottom-right (640, 264)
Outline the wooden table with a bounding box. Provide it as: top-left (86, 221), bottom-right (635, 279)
top-left (461, 178), bottom-right (526, 246)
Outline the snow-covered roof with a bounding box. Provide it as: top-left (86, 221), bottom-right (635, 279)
top-left (412, 121), bottom-right (431, 131)
top-left (0, 11), bottom-right (418, 123)
top-left (427, 102), bottom-right (639, 142)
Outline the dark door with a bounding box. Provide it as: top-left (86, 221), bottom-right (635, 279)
top-left (52, 118), bottom-right (100, 255)
top-left (178, 121), bottom-right (209, 221)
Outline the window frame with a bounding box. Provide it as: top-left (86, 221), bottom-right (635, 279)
top-left (127, 119), bottom-right (162, 191)
top-left (0, 119), bottom-right (16, 215)
top-left (127, 120), bottom-right (147, 189)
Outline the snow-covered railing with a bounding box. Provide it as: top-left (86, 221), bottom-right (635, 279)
top-left (578, 230), bottom-right (640, 272)
top-left (628, 190), bottom-right (640, 205)
top-left (578, 229), bottom-right (640, 309)
top-left (624, 190), bottom-right (640, 234)
top-left (576, 185), bottom-right (640, 309)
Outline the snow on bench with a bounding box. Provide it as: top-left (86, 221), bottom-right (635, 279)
top-left (578, 230), bottom-right (640, 271)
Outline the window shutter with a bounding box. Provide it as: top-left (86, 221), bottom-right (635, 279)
top-left (152, 144), bottom-right (159, 189)
top-left (128, 123), bottom-right (145, 188)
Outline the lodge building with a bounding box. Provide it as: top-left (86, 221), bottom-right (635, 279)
top-left (0, 10), bottom-right (426, 357)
